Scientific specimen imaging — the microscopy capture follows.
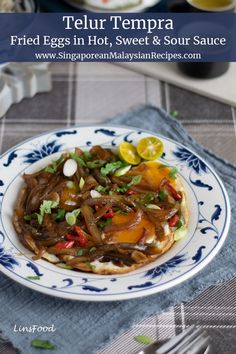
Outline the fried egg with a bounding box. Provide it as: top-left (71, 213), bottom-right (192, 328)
top-left (90, 162), bottom-right (188, 275)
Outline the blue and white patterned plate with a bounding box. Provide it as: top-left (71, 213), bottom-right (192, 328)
top-left (0, 126), bottom-right (231, 301)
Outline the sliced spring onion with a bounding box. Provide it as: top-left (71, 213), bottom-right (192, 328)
top-left (56, 263), bottom-right (73, 270)
top-left (86, 262), bottom-right (96, 271)
top-left (24, 213), bottom-right (37, 221)
top-left (66, 181), bottom-right (76, 189)
top-left (40, 200), bottom-right (59, 215)
top-left (95, 185), bottom-right (109, 193)
top-left (79, 177), bottom-right (85, 190)
top-left (176, 220), bottom-right (183, 229)
top-left (31, 339), bottom-right (55, 350)
top-left (37, 200), bottom-right (60, 225)
top-left (70, 153), bottom-right (86, 167)
top-left (86, 160), bottom-right (106, 169)
top-left (44, 155), bottom-right (64, 174)
top-left (65, 209), bottom-right (81, 226)
top-left (169, 166), bottom-right (178, 179)
top-left (53, 209), bottom-right (65, 221)
top-left (114, 165), bottom-right (131, 177)
top-left (97, 218), bottom-right (112, 228)
top-left (83, 150), bottom-right (92, 161)
top-left (159, 190), bottom-right (167, 201)
top-left (77, 249), bottom-right (84, 256)
top-left (42, 252), bottom-right (60, 263)
top-left (146, 204), bottom-right (161, 210)
top-left (66, 214), bottom-right (76, 226)
top-left (128, 175), bottom-right (142, 186)
top-left (116, 175), bottom-right (142, 193)
top-left (174, 225), bottom-right (187, 241)
top-left (100, 161), bottom-right (124, 176)
top-left (145, 193), bottom-right (153, 204)
top-left (134, 335), bottom-right (153, 345)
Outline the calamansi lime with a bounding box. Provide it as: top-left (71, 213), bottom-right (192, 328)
top-left (137, 136), bottom-right (164, 161)
top-left (118, 142), bottom-right (141, 165)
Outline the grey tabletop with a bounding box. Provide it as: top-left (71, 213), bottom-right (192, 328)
top-left (0, 62), bottom-right (236, 354)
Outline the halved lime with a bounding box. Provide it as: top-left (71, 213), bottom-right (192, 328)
top-left (118, 142), bottom-right (141, 165)
top-left (137, 136), bottom-right (164, 161)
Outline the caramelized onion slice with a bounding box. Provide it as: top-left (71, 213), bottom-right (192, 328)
top-left (131, 250), bottom-right (148, 264)
top-left (100, 252), bottom-right (134, 266)
top-left (142, 205), bottom-right (179, 221)
top-left (111, 176), bottom-right (155, 192)
top-left (94, 204), bottom-right (113, 222)
top-left (84, 195), bottom-right (125, 206)
top-left (84, 196), bottom-right (134, 212)
top-left (81, 204), bottom-right (102, 244)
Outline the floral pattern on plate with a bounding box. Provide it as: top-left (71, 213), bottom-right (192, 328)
top-left (0, 126), bottom-right (231, 301)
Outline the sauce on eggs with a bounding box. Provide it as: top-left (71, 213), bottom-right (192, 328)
top-left (110, 212), bottom-right (155, 244)
top-left (109, 162), bottom-right (175, 244)
top-left (130, 161), bottom-right (176, 190)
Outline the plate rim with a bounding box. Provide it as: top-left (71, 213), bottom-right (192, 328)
top-left (0, 123), bottom-right (231, 301)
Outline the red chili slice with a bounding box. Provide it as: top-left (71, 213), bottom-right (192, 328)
top-left (168, 214), bottom-right (179, 227)
top-left (55, 241), bottom-right (75, 249)
top-left (74, 226), bottom-right (88, 247)
top-left (65, 234), bottom-right (78, 241)
top-left (166, 183), bottom-right (182, 201)
top-left (103, 208), bottom-right (115, 219)
top-left (126, 189), bottom-right (138, 195)
top-left (159, 178), bottom-right (182, 201)
top-left (94, 205), bottom-right (115, 219)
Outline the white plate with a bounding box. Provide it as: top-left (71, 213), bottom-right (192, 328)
top-left (64, 0), bottom-right (160, 12)
top-left (0, 125), bottom-right (231, 301)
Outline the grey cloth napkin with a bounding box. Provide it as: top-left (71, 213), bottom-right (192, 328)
top-left (0, 105), bottom-right (235, 354)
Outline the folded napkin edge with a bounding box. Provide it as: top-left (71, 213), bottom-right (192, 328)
top-left (94, 271), bottom-right (236, 354)
top-left (108, 104), bottom-right (236, 175)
